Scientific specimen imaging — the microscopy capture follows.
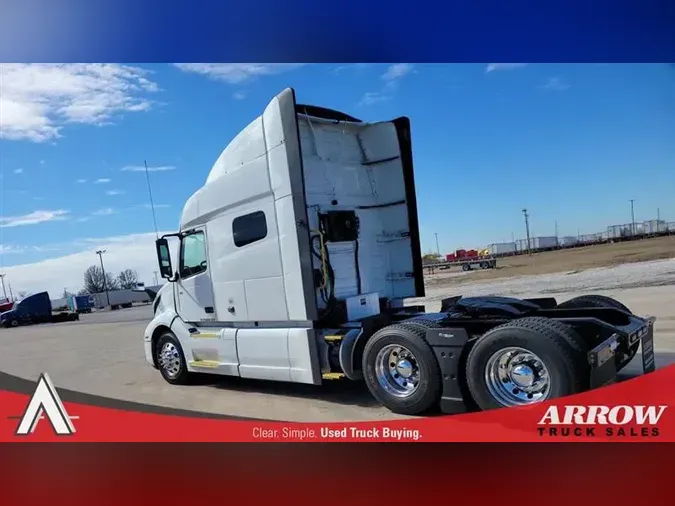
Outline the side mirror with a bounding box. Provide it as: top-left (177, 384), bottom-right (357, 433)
top-left (155, 238), bottom-right (174, 279)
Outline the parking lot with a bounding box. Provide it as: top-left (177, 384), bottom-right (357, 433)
top-left (1, 260), bottom-right (674, 422)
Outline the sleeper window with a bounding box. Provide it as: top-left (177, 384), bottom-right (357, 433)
top-left (233, 211), bottom-right (267, 247)
top-left (180, 232), bottom-right (207, 277)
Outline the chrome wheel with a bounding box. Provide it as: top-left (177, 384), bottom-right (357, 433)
top-left (158, 341), bottom-right (182, 379)
top-left (485, 347), bottom-right (551, 406)
top-left (375, 344), bottom-right (421, 398)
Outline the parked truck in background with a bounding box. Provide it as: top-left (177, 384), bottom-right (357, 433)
top-left (142, 88), bottom-right (657, 416)
top-left (0, 299), bottom-right (13, 313)
top-left (91, 290), bottom-right (135, 310)
top-left (443, 249), bottom-right (497, 271)
top-left (1, 292), bottom-right (79, 328)
top-left (67, 295), bottom-right (94, 314)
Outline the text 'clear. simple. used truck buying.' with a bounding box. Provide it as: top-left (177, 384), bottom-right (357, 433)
top-left (143, 88), bottom-right (657, 415)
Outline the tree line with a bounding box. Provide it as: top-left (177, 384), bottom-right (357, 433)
top-left (77, 266), bottom-right (141, 296)
top-left (7, 267), bottom-right (142, 302)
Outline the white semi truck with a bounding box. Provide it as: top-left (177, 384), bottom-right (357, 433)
top-left (143, 88), bottom-right (656, 415)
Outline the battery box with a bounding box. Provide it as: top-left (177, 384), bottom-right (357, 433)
top-left (345, 292), bottom-right (380, 321)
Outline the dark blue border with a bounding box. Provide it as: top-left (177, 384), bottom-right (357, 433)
top-left (0, 0), bottom-right (673, 61)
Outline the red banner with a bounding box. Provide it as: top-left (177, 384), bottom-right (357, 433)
top-left (1, 365), bottom-right (673, 442)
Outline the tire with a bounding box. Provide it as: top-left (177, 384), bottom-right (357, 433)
top-left (9, 319), bottom-right (19, 328)
top-left (465, 317), bottom-right (589, 411)
top-left (155, 331), bottom-right (192, 385)
top-left (362, 323), bottom-right (442, 415)
top-left (557, 294), bottom-right (630, 313)
top-left (402, 318), bottom-right (439, 332)
top-left (557, 294), bottom-right (637, 370)
top-left (462, 263), bottom-right (471, 272)
top-left (480, 262), bottom-right (489, 270)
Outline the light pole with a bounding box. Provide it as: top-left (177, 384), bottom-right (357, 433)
top-left (0, 273), bottom-right (7, 301)
top-left (522, 208), bottom-right (531, 253)
top-left (434, 233), bottom-right (440, 256)
top-left (630, 199), bottom-right (636, 236)
top-left (95, 250), bottom-right (111, 307)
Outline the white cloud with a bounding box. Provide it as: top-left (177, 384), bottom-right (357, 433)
top-left (542, 77), bottom-right (570, 91)
top-left (40, 160), bottom-right (45, 164)
top-left (0, 64), bottom-right (159, 143)
top-left (92, 208), bottom-right (117, 216)
top-left (13, 168), bottom-right (24, 174)
top-left (138, 203), bottom-right (170, 209)
top-left (359, 64), bottom-right (415, 107)
top-left (0, 232), bottom-right (173, 296)
top-left (381, 63), bottom-right (414, 82)
top-left (94, 178), bottom-right (111, 184)
top-left (76, 179), bottom-right (87, 183)
top-left (0, 210), bottom-right (69, 228)
top-left (121, 165), bottom-right (176, 172)
top-left (485, 63), bottom-right (528, 73)
top-left (331, 63), bottom-right (373, 74)
top-left (0, 244), bottom-right (25, 254)
top-left (106, 190), bottom-right (125, 196)
top-left (359, 92), bottom-right (392, 106)
top-left (233, 91), bottom-right (246, 100)
top-left (173, 63), bottom-right (306, 84)
top-left (32, 245), bottom-right (62, 253)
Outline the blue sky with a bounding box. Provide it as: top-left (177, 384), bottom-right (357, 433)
top-left (0, 63), bottom-right (674, 295)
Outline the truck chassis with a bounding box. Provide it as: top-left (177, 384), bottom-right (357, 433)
top-left (149, 292), bottom-right (655, 416)
top-left (337, 294), bottom-right (656, 414)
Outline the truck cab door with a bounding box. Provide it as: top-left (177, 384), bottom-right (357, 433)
top-left (176, 228), bottom-right (216, 324)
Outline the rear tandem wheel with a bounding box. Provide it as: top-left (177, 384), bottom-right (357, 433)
top-left (465, 317), bottom-right (589, 411)
top-left (557, 294), bottom-right (639, 370)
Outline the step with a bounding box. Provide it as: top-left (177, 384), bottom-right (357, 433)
top-left (322, 372), bottom-right (345, 380)
top-left (188, 360), bottom-right (221, 369)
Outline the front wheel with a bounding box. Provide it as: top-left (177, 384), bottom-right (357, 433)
top-left (362, 324), bottom-right (442, 415)
top-left (155, 332), bottom-right (192, 385)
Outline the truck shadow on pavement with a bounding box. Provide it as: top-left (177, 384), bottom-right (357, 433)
top-left (191, 374), bottom-right (383, 409)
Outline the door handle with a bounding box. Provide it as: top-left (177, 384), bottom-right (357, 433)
top-left (228, 306), bottom-right (235, 314)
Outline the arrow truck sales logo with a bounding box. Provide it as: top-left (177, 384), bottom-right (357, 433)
top-left (537, 405), bottom-right (667, 438)
top-left (11, 373), bottom-right (78, 436)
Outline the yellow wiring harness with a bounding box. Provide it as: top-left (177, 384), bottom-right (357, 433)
top-left (312, 230), bottom-right (329, 290)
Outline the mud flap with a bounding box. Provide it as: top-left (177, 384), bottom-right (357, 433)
top-left (641, 318), bottom-right (656, 374)
top-left (425, 328), bottom-right (471, 414)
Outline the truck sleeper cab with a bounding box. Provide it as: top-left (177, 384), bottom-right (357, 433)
top-left (144, 88), bottom-right (657, 416)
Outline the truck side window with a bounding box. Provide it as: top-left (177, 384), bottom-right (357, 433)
top-left (180, 232), bottom-right (207, 278)
top-left (233, 211), bottom-right (267, 247)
